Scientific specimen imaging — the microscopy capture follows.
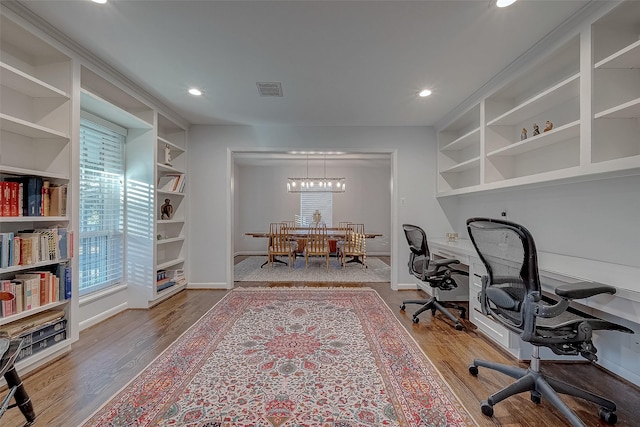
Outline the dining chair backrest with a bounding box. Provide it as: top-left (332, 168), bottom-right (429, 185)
top-left (269, 222), bottom-right (291, 252)
top-left (306, 223), bottom-right (328, 252)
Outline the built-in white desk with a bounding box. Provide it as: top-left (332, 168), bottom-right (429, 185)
top-left (426, 238), bottom-right (640, 372)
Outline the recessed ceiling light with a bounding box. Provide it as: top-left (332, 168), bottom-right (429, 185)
top-left (419, 89), bottom-right (432, 97)
top-left (91, 0), bottom-right (108, 4)
top-left (496, 0), bottom-right (517, 7)
top-left (188, 88), bottom-right (203, 96)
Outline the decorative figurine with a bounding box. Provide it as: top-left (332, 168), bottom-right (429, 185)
top-left (533, 123), bottom-right (540, 136)
top-left (313, 209), bottom-right (322, 224)
top-left (521, 128), bottom-right (528, 140)
top-left (160, 199), bottom-right (173, 219)
top-left (164, 144), bottom-right (172, 166)
top-left (544, 120), bottom-right (553, 132)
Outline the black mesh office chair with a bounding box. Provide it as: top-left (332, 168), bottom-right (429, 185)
top-left (466, 218), bottom-right (634, 426)
top-left (400, 224), bottom-right (468, 330)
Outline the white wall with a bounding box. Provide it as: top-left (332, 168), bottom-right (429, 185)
top-left (446, 175), bottom-right (640, 290)
top-left (187, 125), bottom-right (449, 288)
top-left (234, 162), bottom-right (391, 255)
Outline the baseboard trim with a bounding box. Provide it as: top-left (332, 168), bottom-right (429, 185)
top-left (79, 302), bottom-right (128, 331)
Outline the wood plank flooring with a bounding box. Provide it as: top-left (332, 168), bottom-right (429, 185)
top-left (3, 258), bottom-right (639, 426)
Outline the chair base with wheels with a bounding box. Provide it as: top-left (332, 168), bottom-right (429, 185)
top-left (468, 346), bottom-right (618, 426)
top-left (401, 295), bottom-right (466, 330)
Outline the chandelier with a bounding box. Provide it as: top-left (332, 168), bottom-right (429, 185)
top-left (287, 154), bottom-right (346, 193)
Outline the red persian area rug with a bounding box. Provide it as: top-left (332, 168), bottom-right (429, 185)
top-left (81, 288), bottom-right (476, 426)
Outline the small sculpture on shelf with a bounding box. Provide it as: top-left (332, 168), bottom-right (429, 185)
top-left (532, 123), bottom-right (540, 136)
top-left (313, 209), bottom-right (322, 224)
top-left (164, 144), bottom-right (172, 166)
top-left (521, 128), bottom-right (528, 140)
top-left (544, 120), bottom-right (553, 132)
top-left (160, 199), bottom-right (173, 220)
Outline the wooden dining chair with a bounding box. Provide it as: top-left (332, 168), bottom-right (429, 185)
top-left (268, 222), bottom-right (294, 271)
top-left (335, 222), bottom-right (352, 258)
top-left (341, 223), bottom-right (367, 269)
top-left (304, 224), bottom-right (330, 271)
top-left (282, 220), bottom-right (299, 259)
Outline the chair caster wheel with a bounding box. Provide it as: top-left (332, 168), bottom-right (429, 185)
top-left (468, 365), bottom-right (478, 376)
top-left (480, 401), bottom-right (494, 417)
top-left (454, 323), bottom-right (463, 331)
top-left (400, 304), bottom-right (406, 311)
top-left (412, 317), bottom-right (420, 324)
top-left (599, 407), bottom-right (617, 425)
top-left (530, 391), bottom-right (541, 404)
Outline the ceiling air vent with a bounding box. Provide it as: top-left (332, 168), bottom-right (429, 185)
top-left (256, 82), bottom-right (283, 97)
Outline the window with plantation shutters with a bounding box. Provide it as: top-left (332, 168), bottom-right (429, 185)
top-left (79, 115), bottom-right (126, 296)
top-left (299, 192), bottom-right (332, 227)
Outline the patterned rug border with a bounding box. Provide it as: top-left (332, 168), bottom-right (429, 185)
top-left (80, 287), bottom-right (478, 426)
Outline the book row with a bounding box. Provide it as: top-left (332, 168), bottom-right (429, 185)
top-left (157, 173), bottom-right (186, 193)
top-left (0, 178), bottom-right (67, 217)
top-left (0, 228), bottom-right (72, 269)
top-left (0, 266), bottom-right (72, 318)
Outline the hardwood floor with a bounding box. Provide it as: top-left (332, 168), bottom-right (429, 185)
top-left (3, 259), bottom-right (639, 426)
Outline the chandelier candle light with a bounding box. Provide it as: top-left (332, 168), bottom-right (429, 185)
top-left (287, 154), bottom-right (346, 193)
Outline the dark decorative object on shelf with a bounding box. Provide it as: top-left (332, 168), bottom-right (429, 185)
top-left (544, 120), bottom-right (553, 132)
top-left (161, 199), bottom-right (173, 220)
top-left (532, 123), bottom-right (540, 136)
top-left (521, 128), bottom-right (528, 140)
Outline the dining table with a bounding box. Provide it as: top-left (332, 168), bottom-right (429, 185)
top-left (245, 227), bottom-right (383, 268)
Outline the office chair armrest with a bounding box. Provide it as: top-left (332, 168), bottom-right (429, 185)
top-left (554, 282), bottom-right (616, 300)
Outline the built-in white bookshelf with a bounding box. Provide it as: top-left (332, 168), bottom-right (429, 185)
top-left (592, 1), bottom-right (640, 167)
top-left (154, 114), bottom-right (187, 304)
top-left (0, 11), bottom-right (75, 373)
top-left (436, 2), bottom-right (640, 196)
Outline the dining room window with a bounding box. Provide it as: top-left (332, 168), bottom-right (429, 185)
top-left (299, 192), bottom-right (332, 226)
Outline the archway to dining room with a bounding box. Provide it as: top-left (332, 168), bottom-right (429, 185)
top-left (227, 149), bottom-right (397, 289)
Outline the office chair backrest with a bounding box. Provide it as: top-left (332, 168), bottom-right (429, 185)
top-left (402, 224), bottom-right (429, 258)
top-left (467, 218), bottom-right (541, 335)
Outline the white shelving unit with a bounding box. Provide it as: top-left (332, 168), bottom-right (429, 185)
top-left (592, 1), bottom-right (640, 166)
top-left (437, 104), bottom-right (481, 192)
top-left (0, 11), bottom-right (75, 372)
top-left (154, 114), bottom-right (187, 304)
top-left (437, 2), bottom-right (640, 196)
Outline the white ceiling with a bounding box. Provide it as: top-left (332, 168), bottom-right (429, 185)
top-left (18, 0), bottom-right (591, 128)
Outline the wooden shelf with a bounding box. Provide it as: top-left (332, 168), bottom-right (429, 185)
top-left (156, 237), bottom-right (185, 245)
top-left (595, 97), bottom-right (640, 119)
top-left (595, 39), bottom-right (640, 69)
top-left (157, 189), bottom-right (185, 196)
top-left (440, 127), bottom-right (480, 152)
top-left (156, 163), bottom-right (184, 173)
top-left (487, 74), bottom-right (579, 126)
top-left (0, 62), bottom-right (69, 98)
top-left (0, 165), bottom-right (69, 180)
top-left (0, 113), bottom-right (69, 139)
top-left (158, 136), bottom-right (185, 153)
top-left (0, 258), bottom-right (70, 275)
top-left (157, 258), bottom-right (185, 270)
top-left (0, 300), bottom-right (69, 326)
top-left (0, 216), bottom-right (68, 224)
top-left (487, 121), bottom-right (580, 158)
top-left (440, 156), bottom-right (481, 174)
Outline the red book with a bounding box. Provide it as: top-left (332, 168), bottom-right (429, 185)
top-left (9, 182), bottom-right (19, 217)
top-left (0, 182), bottom-right (10, 217)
